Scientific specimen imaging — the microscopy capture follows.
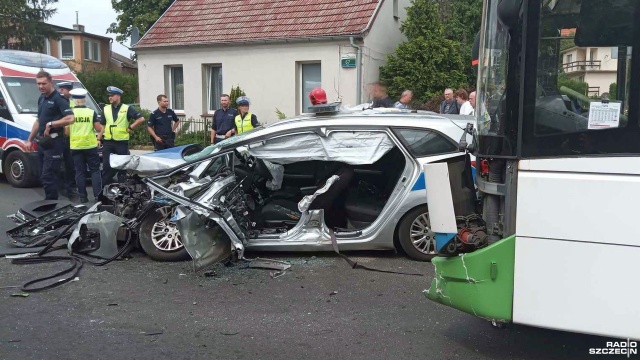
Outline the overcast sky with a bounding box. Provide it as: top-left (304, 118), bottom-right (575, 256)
top-left (48, 0), bottom-right (133, 57)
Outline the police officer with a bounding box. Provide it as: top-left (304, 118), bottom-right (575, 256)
top-left (147, 94), bottom-right (180, 151)
top-left (210, 94), bottom-right (238, 145)
top-left (25, 71), bottom-right (75, 200)
top-left (57, 81), bottom-right (79, 200)
top-left (101, 86), bottom-right (146, 185)
top-left (66, 88), bottom-right (103, 203)
top-left (234, 96), bottom-right (259, 134)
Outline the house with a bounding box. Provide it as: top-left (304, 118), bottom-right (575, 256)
top-left (561, 46), bottom-right (618, 97)
top-left (133, 0), bottom-right (411, 123)
top-left (43, 23), bottom-right (137, 75)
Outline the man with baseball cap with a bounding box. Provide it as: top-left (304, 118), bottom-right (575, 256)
top-left (66, 88), bottom-right (103, 202)
top-left (56, 80), bottom-right (80, 200)
top-left (100, 86), bottom-right (146, 185)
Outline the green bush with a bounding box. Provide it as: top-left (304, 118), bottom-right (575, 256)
top-left (557, 73), bottom-right (588, 96)
top-left (609, 83), bottom-right (617, 100)
top-left (229, 85), bottom-right (247, 107)
top-left (76, 68), bottom-right (139, 105)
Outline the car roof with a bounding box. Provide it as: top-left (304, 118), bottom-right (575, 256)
top-left (264, 109), bottom-right (474, 140)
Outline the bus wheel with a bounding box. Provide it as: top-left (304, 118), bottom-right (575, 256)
top-left (4, 151), bottom-right (39, 188)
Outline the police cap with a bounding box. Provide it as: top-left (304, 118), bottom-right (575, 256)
top-left (57, 81), bottom-right (73, 90)
top-left (107, 86), bottom-right (123, 95)
top-left (70, 88), bottom-right (88, 99)
top-left (236, 96), bottom-right (250, 106)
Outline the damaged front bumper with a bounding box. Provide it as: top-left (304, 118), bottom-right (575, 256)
top-left (424, 235), bottom-right (516, 323)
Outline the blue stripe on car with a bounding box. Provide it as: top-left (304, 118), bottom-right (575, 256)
top-left (411, 167), bottom-right (476, 192)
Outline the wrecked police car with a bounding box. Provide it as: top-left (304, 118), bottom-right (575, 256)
top-left (117, 108), bottom-right (474, 270)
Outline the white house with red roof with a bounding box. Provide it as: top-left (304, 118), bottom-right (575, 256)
top-left (134, 0), bottom-right (410, 123)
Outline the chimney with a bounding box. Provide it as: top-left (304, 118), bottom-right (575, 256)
top-left (73, 12), bottom-right (84, 32)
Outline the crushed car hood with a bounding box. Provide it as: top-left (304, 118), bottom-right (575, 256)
top-left (110, 144), bottom-right (206, 175)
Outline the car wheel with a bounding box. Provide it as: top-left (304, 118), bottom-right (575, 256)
top-left (397, 206), bottom-right (436, 261)
top-left (4, 151), bottom-right (39, 188)
top-left (138, 206), bottom-right (189, 262)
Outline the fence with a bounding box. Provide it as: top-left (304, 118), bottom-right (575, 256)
top-left (129, 116), bottom-right (212, 148)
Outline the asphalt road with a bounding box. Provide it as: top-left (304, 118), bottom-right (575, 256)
top-left (0, 176), bottom-right (630, 360)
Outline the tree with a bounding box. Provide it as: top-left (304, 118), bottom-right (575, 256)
top-left (229, 85), bottom-right (247, 108)
top-left (75, 68), bottom-right (139, 105)
top-left (380, 0), bottom-right (467, 104)
top-left (108, 0), bottom-right (175, 43)
top-left (436, 0), bottom-right (483, 85)
top-left (0, 0), bottom-right (59, 51)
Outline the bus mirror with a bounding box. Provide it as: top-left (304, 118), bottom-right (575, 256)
top-left (471, 32), bottom-right (480, 69)
top-left (497, 0), bottom-right (523, 30)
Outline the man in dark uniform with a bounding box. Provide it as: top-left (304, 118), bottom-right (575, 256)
top-left (147, 94), bottom-right (180, 151)
top-left (25, 71), bottom-right (75, 200)
top-left (100, 86), bottom-right (146, 185)
top-left (210, 94), bottom-right (238, 145)
top-left (57, 81), bottom-right (79, 200)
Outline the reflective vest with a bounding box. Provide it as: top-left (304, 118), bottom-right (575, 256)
top-left (235, 112), bottom-right (254, 134)
top-left (103, 104), bottom-right (130, 141)
top-left (69, 107), bottom-right (97, 150)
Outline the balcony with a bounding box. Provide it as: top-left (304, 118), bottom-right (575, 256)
top-left (562, 60), bottom-right (601, 73)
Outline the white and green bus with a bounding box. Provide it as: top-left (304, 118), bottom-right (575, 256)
top-left (424, 0), bottom-right (640, 341)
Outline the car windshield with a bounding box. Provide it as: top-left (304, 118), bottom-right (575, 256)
top-left (1, 77), bottom-right (100, 114)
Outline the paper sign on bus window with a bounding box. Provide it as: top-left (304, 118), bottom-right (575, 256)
top-left (588, 101), bottom-right (621, 130)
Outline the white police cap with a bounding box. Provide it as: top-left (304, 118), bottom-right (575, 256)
top-left (57, 81), bottom-right (74, 90)
top-left (70, 88), bottom-right (88, 99)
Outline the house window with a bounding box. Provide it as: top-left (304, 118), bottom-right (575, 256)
top-left (84, 40), bottom-right (101, 62)
top-left (300, 62), bottom-right (321, 113)
top-left (589, 48), bottom-right (597, 61)
top-left (60, 37), bottom-right (74, 59)
top-left (205, 65), bottom-right (223, 113)
top-left (167, 66), bottom-right (184, 111)
top-left (566, 54), bottom-right (572, 63)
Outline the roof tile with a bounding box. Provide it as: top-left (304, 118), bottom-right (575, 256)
top-left (136, 0), bottom-right (380, 48)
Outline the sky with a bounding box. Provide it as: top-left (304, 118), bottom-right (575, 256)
top-left (48, 0), bottom-right (133, 58)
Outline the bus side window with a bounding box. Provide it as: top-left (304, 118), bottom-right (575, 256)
top-left (0, 89), bottom-right (6, 109)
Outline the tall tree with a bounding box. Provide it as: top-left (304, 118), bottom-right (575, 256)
top-left (380, 0), bottom-right (467, 104)
top-left (436, 0), bottom-right (483, 85)
top-left (0, 0), bottom-right (59, 51)
top-left (108, 0), bottom-right (175, 43)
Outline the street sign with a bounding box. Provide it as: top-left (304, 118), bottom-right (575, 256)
top-left (341, 54), bottom-right (356, 68)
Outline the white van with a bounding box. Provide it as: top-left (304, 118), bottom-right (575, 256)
top-left (0, 49), bottom-right (102, 187)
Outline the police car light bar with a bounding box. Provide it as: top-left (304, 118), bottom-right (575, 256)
top-left (308, 103), bottom-right (341, 114)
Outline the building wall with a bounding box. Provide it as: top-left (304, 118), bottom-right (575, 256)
top-left (137, 41), bottom-right (362, 124)
top-left (362, 0), bottom-right (410, 102)
top-left (584, 72), bottom-right (616, 96)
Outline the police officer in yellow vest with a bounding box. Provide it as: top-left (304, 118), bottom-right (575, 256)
top-left (65, 88), bottom-right (103, 203)
top-left (234, 96), bottom-right (259, 134)
top-left (101, 86), bottom-right (146, 185)
top-left (57, 81), bottom-right (79, 200)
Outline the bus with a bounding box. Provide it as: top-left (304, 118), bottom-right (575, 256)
top-left (423, 0), bottom-right (639, 341)
top-left (0, 49), bottom-right (102, 187)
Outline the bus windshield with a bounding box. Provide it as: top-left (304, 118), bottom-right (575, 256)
top-left (2, 77), bottom-right (101, 115)
top-left (521, 0), bottom-right (640, 157)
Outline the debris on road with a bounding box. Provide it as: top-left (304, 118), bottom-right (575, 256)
top-left (248, 258), bottom-right (292, 271)
top-left (10, 293), bottom-right (29, 297)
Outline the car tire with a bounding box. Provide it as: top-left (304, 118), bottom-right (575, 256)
top-left (397, 206), bottom-right (437, 261)
top-left (4, 151), bottom-right (39, 188)
top-left (138, 206), bottom-right (190, 262)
